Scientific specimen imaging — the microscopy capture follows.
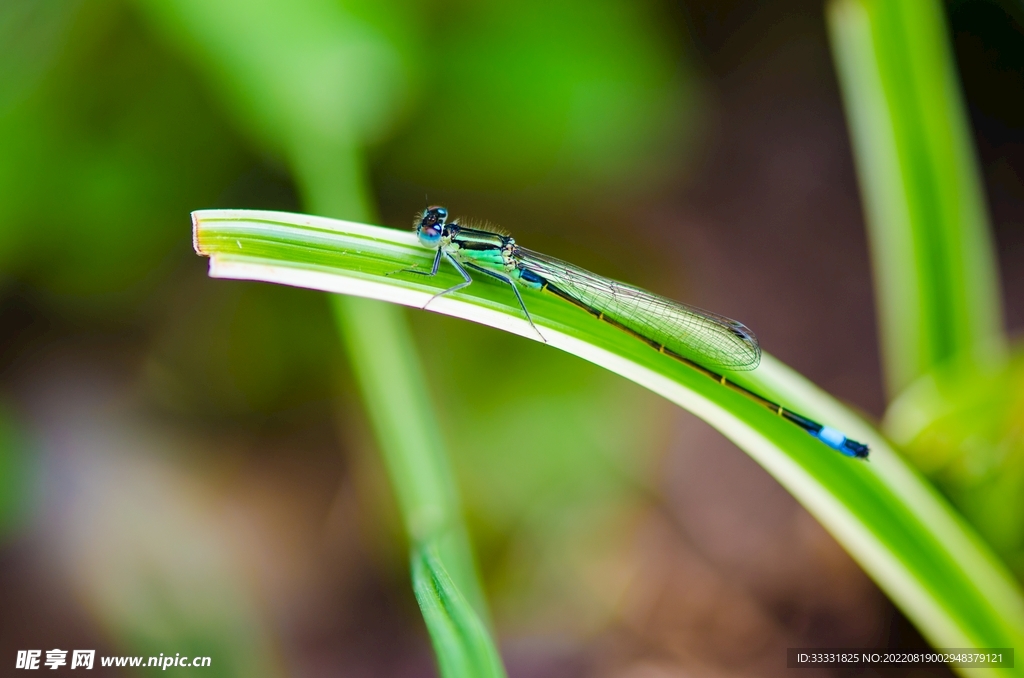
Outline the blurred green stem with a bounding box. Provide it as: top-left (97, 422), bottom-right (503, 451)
top-left (291, 139), bottom-right (491, 623)
top-left (828, 0), bottom-right (1005, 398)
top-left (412, 544), bottom-right (507, 678)
top-left (126, 0), bottom-right (501, 671)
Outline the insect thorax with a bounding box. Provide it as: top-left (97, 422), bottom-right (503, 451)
top-left (448, 226), bottom-right (518, 272)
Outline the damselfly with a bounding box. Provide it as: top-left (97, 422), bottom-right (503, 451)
top-left (401, 206), bottom-right (868, 458)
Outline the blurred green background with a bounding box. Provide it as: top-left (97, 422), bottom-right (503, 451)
top-left (2, 0), bottom-right (1024, 676)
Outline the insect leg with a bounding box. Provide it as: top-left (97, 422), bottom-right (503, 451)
top-left (464, 262), bottom-right (546, 343)
top-left (422, 251), bottom-right (474, 310)
top-left (387, 247), bottom-right (442, 278)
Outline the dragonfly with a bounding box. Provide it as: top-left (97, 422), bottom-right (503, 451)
top-left (399, 206), bottom-right (868, 459)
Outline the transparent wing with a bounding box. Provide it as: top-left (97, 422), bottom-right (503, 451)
top-left (517, 247), bottom-right (761, 371)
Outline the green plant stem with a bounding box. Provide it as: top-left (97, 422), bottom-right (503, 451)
top-left (127, 0), bottom-right (502, 671)
top-left (412, 544), bottom-right (506, 678)
top-left (827, 0), bottom-right (1005, 398)
top-left (291, 139), bottom-right (496, 641)
top-left (332, 293), bottom-right (489, 617)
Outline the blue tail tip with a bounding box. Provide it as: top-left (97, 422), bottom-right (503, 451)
top-left (816, 426), bottom-right (870, 459)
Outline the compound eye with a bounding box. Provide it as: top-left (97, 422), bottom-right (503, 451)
top-left (418, 225), bottom-right (442, 246)
top-left (425, 206), bottom-right (447, 225)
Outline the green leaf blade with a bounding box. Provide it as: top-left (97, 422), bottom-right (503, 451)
top-left (412, 543), bottom-right (507, 678)
top-left (827, 0), bottom-right (1005, 397)
top-left (194, 209), bottom-right (1024, 667)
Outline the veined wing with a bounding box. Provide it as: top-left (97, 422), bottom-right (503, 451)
top-left (516, 247), bottom-right (761, 371)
